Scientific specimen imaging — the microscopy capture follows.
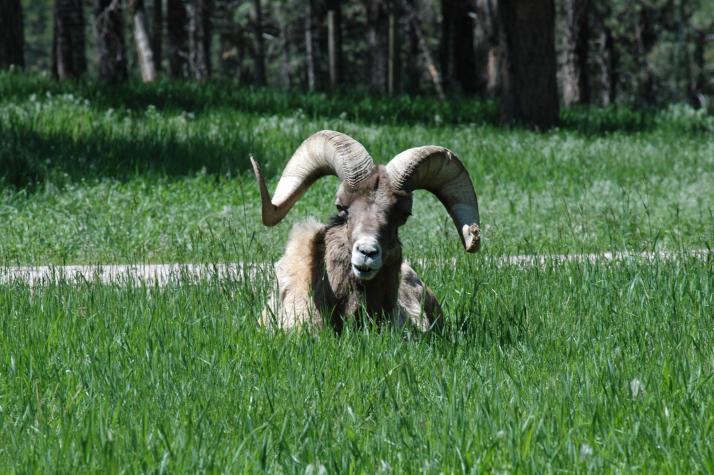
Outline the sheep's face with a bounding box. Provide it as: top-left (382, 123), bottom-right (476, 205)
top-left (333, 166), bottom-right (412, 281)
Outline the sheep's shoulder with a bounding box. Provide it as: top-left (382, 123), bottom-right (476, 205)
top-left (397, 262), bottom-right (444, 331)
top-left (263, 218), bottom-right (326, 329)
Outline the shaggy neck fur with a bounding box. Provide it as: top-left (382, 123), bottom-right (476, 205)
top-left (316, 218), bottom-right (403, 329)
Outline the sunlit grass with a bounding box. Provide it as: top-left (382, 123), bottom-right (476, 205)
top-left (0, 257), bottom-right (712, 472)
top-left (1, 75), bottom-right (712, 264)
top-left (0, 73), bottom-right (713, 472)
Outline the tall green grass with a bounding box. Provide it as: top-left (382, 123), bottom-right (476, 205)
top-left (0, 257), bottom-right (712, 472)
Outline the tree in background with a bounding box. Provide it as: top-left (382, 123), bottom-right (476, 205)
top-left (440, 0), bottom-right (477, 94)
top-left (304, 0), bottom-right (316, 91)
top-left (499, 0), bottom-right (559, 128)
top-left (7, 0), bottom-right (714, 115)
top-left (94, 0), bottom-right (127, 83)
top-left (152, 0), bottom-right (163, 73)
top-left (128, 0), bottom-right (157, 82)
top-left (472, 0), bottom-right (505, 97)
top-left (326, 0), bottom-right (342, 90)
top-left (53, 0), bottom-right (86, 79)
top-left (404, 0), bottom-right (445, 99)
top-left (592, 0), bottom-right (617, 105)
top-left (632, 1), bottom-right (657, 104)
top-left (562, 0), bottom-right (590, 105)
top-left (366, 0), bottom-right (389, 94)
top-left (189, 0), bottom-right (212, 80)
top-left (252, 0), bottom-right (266, 86)
top-left (167, 0), bottom-right (189, 77)
top-left (0, 0), bottom-right (25, 69)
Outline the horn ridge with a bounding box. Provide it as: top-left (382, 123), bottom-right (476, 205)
top-left (386, 146), bottom-right (481, 252)
top-left (252, 130), bottom-right (375, 226)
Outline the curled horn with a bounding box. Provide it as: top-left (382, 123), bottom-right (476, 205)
top-left (251, 130), bottom-right (376, 226)
top-left (386, 146), bottom-right (480, 252)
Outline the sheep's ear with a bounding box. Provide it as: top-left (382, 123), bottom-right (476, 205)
top-left (386, 147), bottom-right (480, 252)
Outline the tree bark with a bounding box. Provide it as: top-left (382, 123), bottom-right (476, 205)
top-left (366, 0), bottom-right (389, 94)
top-left (633, 3), bottom-right (656, 104)
top-left (53, 0), bottom-right (86, 79)
top-left (440, 0), bottom-right (477, 94)
top-left (216, 0), bottom-right (240, 79)
top-left (279, 18), bottom-right (291, 88)
top-left (0, 0), bottom-right (24, 69)
top-left (305, 0), bottom-right (316, 91)
top-left (562, 0), bottom-right (590, 105)
top-left (129, 0), bottom-right (157, 82)
top-left (597, 24), bottom-right (616, 105)
top-left (405, 4), bottom-right (445, 99)
top-left (691, 29), bottom-right (706, 107)
top-left (167, 0), bottom-right (189, 77)
top-left (188, 0), bottom-right (211, 80)
top-left (406, 14), bottom-right (420, 94)
top-left (152, 0), bottom-right (162, 72)
top-left (252, 0), bottom-right (266, 86)
top-left (474, 0), bottom-right (505, 96)
top-left (388, 13), bottom-right (396, 95)
top-left (94, 0), bottom-right (128, 83)
top-left (499, 0), bottom-right (559, 129)
top-left (326, 0), bottom-right (342, 90)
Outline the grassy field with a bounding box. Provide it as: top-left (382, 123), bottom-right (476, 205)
top-left (1, 72), bottom-right (713, 472)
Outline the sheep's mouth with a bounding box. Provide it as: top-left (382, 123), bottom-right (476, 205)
top-left (351, 264), bottom-right (379, 280)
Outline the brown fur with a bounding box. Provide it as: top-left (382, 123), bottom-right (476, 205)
top-left (262, 166), bottom-right (443, 331)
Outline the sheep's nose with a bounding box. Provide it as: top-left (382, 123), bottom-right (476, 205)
top-left (355, 239), bottom-right (381, 258)
top-left (358, 244), bottom-right (379, 257)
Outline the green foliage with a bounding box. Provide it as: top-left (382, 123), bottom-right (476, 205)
top-left (1, 73), bottom-right (713, 264)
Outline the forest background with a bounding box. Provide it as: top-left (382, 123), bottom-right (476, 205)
top-left (2, 0), bottom-right (713, 129)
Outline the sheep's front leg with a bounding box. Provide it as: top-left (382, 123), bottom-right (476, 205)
top-left (260, 258), bottom-right (324, 330)
top-left (397, 262), bottom-right (444, 332)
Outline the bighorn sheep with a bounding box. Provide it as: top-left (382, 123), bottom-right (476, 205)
top-left (251, 130), bottom-right (480, 331)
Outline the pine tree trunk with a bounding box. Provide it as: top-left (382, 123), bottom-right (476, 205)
top-left (691, 29), bottom-right (705, 107)
top-left (440, 0), bottom-right (477, 94)
top-left (597, 25), bottom-right (616, 105)
top-left (474, 0), bottom-right (505, 96)
top-left (216, 0), bottom-right (239, 79)
top-left (129, 0), bottom-right (157, 82)
top-left (327, 9), bottom-right (338, 90)
top-left (499, 0), bottom-right (559, 128)
top-left (326, 0), bottom-right (342, 90)
top-left (305, 0), bottom-right (315, 91)
top-left (252, 0), bottom-right (266, 86)
top-left (167, 0), bottom-right (188, 77)
top-left (53, 0), bottom-right (86, 79)
top-left (279, 19), bottom-right (291, 88)
top-left (562, 0), bottom-right (590, 105)
top-left (405, 4), bottom-right (445, 99)
top-left (188, 0), bottom-right (211, 80)
top-left (0, 0), bottom-right (24, 69)
top-left (406, 17), bottom-right (420, 95)
top-left (633, 4), bottom-right (655, 104)
top-left (366, 0), bottom-right (389, 94)
top-left (94, 0), bottom-right (127, 83)
top-left (189, 0), bottom-right (212, 81)
top-left (152, 0), bottom-right (162, 72)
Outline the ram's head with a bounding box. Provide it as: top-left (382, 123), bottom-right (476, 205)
top-left (251, 130), bottom-right (480, 280)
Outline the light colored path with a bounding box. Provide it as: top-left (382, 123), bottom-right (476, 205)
top-left (1, 250), bottom-right (710, 287)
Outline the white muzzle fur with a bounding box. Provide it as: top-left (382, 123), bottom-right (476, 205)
top-left (351, 237), bottom-right (382, 280)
